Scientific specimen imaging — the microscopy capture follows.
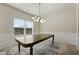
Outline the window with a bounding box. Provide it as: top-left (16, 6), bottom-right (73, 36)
top-left (14, 17), bottom-right (33, 36)
top-left (25, 20), bottom-right (32, 34)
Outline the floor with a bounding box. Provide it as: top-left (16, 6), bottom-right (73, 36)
top-left (0, 38), bottom-right (64, 55)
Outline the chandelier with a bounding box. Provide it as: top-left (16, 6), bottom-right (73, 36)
top-left (32, 3), bottom-right (46, 23)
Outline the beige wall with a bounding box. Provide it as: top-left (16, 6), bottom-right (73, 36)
top-left (78, 4), bottom-right (79, 36)
top-left (40, 3), bottom-right (76, 33)
top-left (0, 4), bottom-right (40, 33)
top-left (0, 4), bottom-right (40, 49)
top-left (76, 3), bottom-right (79, 48)
top-left (40, 3), bottom-right (77, 46)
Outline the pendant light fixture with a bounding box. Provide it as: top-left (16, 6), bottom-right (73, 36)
top-left (32, 3), bottom-right (46, 23)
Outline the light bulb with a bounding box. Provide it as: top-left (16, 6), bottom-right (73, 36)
top-left (40, 18), bottom-right (44, 23)
top-left (34, 19), bottom-right (36, 22)
top-left (37, 17), bottom-right (40, 20)
top-left (36, 17), bottom-right (40, 22)
top-left (40, 18), bottom-right (45, 23)
top-left (34, 16), bottom-right (37, 18)
top-left (43, 19), bottom-right (46, 23)
top-left (32, 17), bottom-right (34, 19)
top-left (37, 19), bottom-right (39, 22)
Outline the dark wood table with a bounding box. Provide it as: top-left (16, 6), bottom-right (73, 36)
top-left (15, 34), bottom-right (54, 55)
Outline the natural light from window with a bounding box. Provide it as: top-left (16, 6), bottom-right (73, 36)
top-left (14, 17), bottom-right (33, 36)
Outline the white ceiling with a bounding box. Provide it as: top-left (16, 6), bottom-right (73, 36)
top-left (7, 3), bottom-right (76, 17)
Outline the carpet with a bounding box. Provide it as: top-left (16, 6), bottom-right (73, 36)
top-left (0, 38), bottom-right (61, 55)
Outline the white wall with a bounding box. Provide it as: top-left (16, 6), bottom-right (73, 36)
top-left (40, 3), bottom-right (77, 45)
top-left (75, 3), bottom-right (79, 48)
top-left (0, 4), bottom-right (40, 49)
top-left (78, 3), bottom-right (79, 48)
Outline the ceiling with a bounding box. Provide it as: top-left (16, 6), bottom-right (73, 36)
top-left (7, 3), bottom-right (76, 17)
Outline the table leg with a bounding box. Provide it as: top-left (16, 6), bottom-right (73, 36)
top-left (30, 45), bottom-right (33, 55)
top-left (52, 35), bottom-right (54, 44)
top-left (18, 43), bottom-right (20, 52)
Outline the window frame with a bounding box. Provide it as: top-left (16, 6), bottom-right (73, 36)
top-left (13, 17), bottom-right (33, 37)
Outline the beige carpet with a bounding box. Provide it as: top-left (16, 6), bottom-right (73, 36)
top-left (0, 38), bottom-right (78, 55)
top-left (0, 38), bottom-right (60, 55)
